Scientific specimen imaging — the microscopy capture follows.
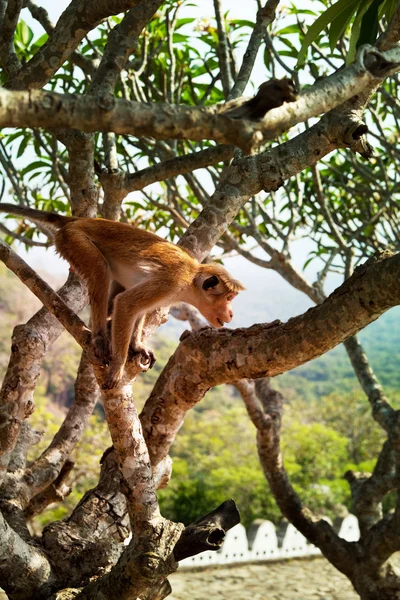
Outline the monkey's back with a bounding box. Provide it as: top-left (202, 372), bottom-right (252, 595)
top-left (54, 217), bottom-right (199, 286)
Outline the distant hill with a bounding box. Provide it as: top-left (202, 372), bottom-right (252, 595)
top-left (0, 254), bottom-right (399, 405)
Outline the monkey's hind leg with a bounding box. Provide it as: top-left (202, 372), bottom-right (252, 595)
top-left (55, 227), bottom-right (112, 365)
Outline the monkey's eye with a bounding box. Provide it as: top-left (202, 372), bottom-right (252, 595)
top-left (203, 275), bottom-right (219, 291)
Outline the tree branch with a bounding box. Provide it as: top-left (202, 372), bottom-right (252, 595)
top-left (228, 0), bottom-right (280, 100)
top-left (0, 0), bottom-right (23, 77)
top-left (0, 511), bottom-right (54, 599)
top-left (0, 271), bottom-right (87, 487)
top-left (141, 250), bottom-right (400, 468)
top-left (5, 0), bottom-right (144, 90)
top-left (1, 45), bottom-right (399, 150)
top-left (0, 239), bottom-right (91, 351)
top-left (7, 354), bottom-right (99, 509)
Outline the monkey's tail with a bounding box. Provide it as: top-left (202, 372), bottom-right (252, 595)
top-left (0, 203), bottom-right (75, 233)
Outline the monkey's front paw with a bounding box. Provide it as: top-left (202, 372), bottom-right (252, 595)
top-left (129, 344), bottom-right (156, 371)
top-left (102, 363), bottom-right (125, 389)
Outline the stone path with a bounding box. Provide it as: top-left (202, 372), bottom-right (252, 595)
top-left (169, 557), bottom-right (359, 600)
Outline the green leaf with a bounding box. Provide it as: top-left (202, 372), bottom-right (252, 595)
top-left (357, 0), bottom-right (385, 47)
top-left (172, 33), bottom-right (188, 43)
top-left (16, 20), bottom-right (34, 47)
top-left (229, 19), bottom-right (255, 28)
top-left (175, 17), bottom-right (196, 30)
top-left (16, 135), bottom-right (29, 158)
top-left (20, 160), bottom-right (50, 176)
top-left (297, 0), bottom-right (360, 67)
top-left (347, 0), bottom-right (376, 64)
top-left (328, 1), bottom-right (362, 50)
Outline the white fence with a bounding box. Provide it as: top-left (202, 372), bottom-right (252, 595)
top-left (179, 514), bottom-right (359, 568)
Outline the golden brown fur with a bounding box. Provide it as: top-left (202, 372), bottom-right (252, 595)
top-left (0, 203), bottom-right (244, 388)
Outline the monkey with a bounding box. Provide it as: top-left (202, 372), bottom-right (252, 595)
top-left (223, 78), bottom-right (298, 120)
top-left (0, 204), bottom-right (245, 388)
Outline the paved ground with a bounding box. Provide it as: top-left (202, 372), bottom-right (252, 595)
top-left (169, 557), bottom-right (359, 600)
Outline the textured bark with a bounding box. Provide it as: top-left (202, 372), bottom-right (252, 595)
top-left (102, 384), bottom-right (161, 533)
top-left (0, 0), bottom-right (23, 76)
top-left (0, 45), bottom-right (399, 150)
top-left (74, 518), bottom-right (183, 600)
top-left (0, 271), bottom-right (87, 486)
top-left (141, 251), bottom-right (400, 468)
top-left (174, 499), bottom-right (240, 561)
top-left (3, 354), bottom-right (99, 510)
top-left (0, 510), bottom-right (54, 600)
top-left (5, 0), bottom-right (143, 91)
top-left (42, 449), bottom-right (130, 587)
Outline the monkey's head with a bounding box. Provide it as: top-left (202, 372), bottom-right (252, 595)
top-left (195, 265), bottom-right (245, 328)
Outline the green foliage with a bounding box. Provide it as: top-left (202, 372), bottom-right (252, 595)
top-left (158, 401), bottom-right (280, 526)
top-left (296, 0), bottom-right (394, 66)
top-left (1, 1), bottom-right (399, 534)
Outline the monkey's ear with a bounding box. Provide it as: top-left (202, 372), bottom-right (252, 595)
top-left (202, 275), bottom-right (220, 291)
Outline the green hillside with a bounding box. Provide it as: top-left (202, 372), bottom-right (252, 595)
top-left (276, 307), bottom-right (400, 401)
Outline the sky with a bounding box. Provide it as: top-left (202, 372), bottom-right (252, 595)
top-left (12, 0), bottom-right (328, 328)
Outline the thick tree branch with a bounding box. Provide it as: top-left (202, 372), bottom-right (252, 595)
top-left (141, 250), bottom-right (400, 468)
top-left (5, 354), bottom-right (99, 509)
top-left (1, 45), bottom-right (399, 150)
top-left (5, 0), bottom-right (143, 91)
top-left (74, 519), bottom-right (183, 600)
top-left (42, 448), bottom-right (130, 585)
top-left (0, 511), bottom-right (54, 600)
top-left (0, 271), bottom-right (87, 486)
top-left (0, 0), bottom-right (23, 77)
top-left (174, 499), bottom-right (240, 561)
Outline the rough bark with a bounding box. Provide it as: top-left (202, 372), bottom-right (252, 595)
top-left (0, 44), bottom-right (399, 150)
top-left (5, 0), bottom-right (144, 90)
top-left (141, 250), bottom-right (400, 469)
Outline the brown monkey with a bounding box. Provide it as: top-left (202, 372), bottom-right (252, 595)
top-left (223, 78), bottom-right (298, 120)
top-left (0, 204), bottom-right (244, 388)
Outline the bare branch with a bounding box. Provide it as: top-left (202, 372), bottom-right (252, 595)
top-left (122, 145), bottom-right (233, 194)
top-left (0, 272), bottom-right (87, 486)
top-left (6, 0), bottom-right (144, 90)
top-left (0, 239), bottom-right (91, 351)
top-left (253, 379), bottom-right (354, 577)
top-left (0, 221), bottom-right (51, 247)
top-left (10, 354), bottom-right (99, 507)
top-left (1, 45), bottom-right (399, 150)
top-left (0, 0), bottom-right (23, 76)
top-left (228, 0), bottom-right (280, 100)
top-left (89, 0), bottom-right (164, 97)
top-left (213, 0), bottom-right (232, 97)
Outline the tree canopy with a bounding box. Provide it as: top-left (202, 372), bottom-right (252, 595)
top-left (0, 1), bottom-right (400, 599)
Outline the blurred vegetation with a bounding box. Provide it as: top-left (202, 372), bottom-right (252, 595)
top-left (1, 0), bottom-right (399, 533)
top-left (0, 262), bottom-right (395, 527)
